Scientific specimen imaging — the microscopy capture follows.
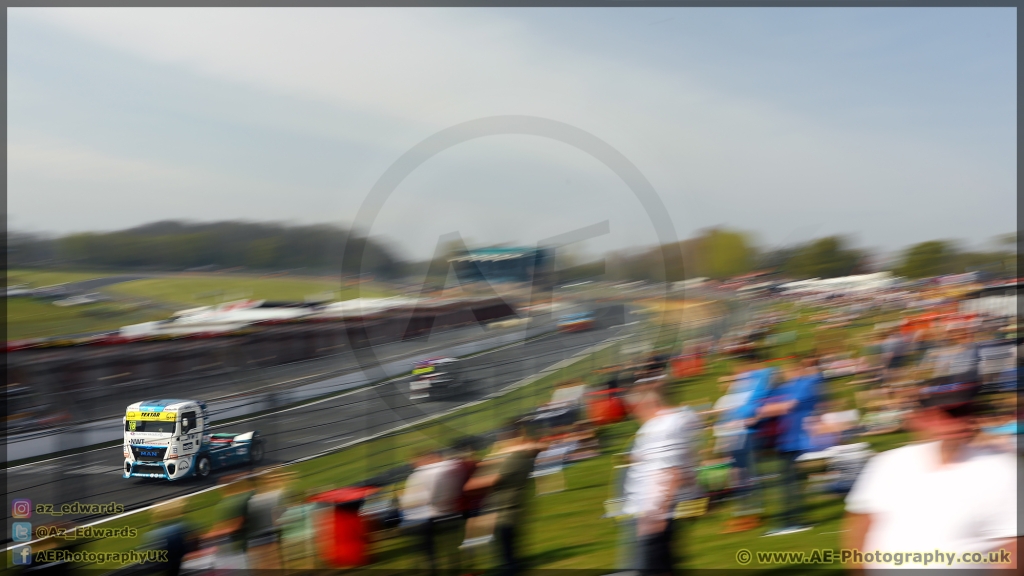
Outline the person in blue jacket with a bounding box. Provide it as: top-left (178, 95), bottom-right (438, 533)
top-left (757, 356), bottom-right (823, 536)
top-left (718, 356), bottom-right (776, 533)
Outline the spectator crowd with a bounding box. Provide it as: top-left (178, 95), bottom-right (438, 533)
top-left (21, 276), bottom-right (1019, 575)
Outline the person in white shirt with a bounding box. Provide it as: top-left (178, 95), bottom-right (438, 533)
top-left (400, 450), bottom-right (463, 571)
top-left (622, 387), bottom-right (699, 575)
top-left (843, 382), bottom-right (1019, 570)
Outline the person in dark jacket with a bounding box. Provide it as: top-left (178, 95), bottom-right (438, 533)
top-left (464, 421), bottom-right (543, 576)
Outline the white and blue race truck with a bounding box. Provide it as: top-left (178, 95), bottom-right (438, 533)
top-left (123, 399), bottom-right (263, 481)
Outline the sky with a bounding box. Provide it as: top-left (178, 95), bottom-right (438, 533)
top-left (6, 8), bottom-right (1016, 261)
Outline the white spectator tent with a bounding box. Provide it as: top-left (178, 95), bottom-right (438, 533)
top-left (778, 272), bottom-right (896, 295)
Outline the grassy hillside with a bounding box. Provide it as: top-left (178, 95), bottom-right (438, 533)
top-left (104, 275), bottom-right (390, 308)
top-left (6, 299), bottom-right (167, 340)
top-left (7, 269), bottom-right (119, 287)
top-left (6, 269), bottom-right (394, 340)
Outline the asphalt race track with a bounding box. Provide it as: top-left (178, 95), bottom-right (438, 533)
top-left (4, 319), bottom-right (634, 534)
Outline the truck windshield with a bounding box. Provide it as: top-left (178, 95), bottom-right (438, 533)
top-left (125, 420), bottom-right (176, 434)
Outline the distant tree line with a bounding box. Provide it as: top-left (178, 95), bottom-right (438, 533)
top-left (8, 221), bottom-right (408, 279)
top-left (596, 229), bottom-right (865, 283)
top-left (596, 228), bottom-right (1015, 283)
top-left (892, 235), bottom-right (1017, 280)
top-left (8, 221), bottom-right (1016, 283)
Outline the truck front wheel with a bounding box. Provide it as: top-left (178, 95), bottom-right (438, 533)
top-left (249, 440), bottom-right (264, 464)
top-left (195, 455), bottom-right (212, 480)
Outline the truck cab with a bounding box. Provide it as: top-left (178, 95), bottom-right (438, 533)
top-left (123, 399), bottom-right (262, 481)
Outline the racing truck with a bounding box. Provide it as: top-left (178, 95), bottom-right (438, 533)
top-left (409, 357), bottom-right (463, 401)
top-left (123, 399), bottom-right (263, 481)
top-left (557, 312), bottom-right (596, 333)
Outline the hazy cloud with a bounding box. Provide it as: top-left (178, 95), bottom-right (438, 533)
top-left (7, 8), bottom-right (1015, 258)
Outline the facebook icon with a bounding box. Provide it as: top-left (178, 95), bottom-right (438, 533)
top-left (12, 545), bottom-right (32, 565)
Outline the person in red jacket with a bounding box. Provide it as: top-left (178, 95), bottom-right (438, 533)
top-left (451, 439), bottom-right (485, 519)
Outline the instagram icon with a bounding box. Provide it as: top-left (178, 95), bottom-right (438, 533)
top-left (12, 499), bottom-right (32, 519)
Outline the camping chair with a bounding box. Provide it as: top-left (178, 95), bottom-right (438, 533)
top-left (531, 442), bottom-right (572, 495)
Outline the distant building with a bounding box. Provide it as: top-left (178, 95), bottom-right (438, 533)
top-left (449, 247), bottom-right (553, 285)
